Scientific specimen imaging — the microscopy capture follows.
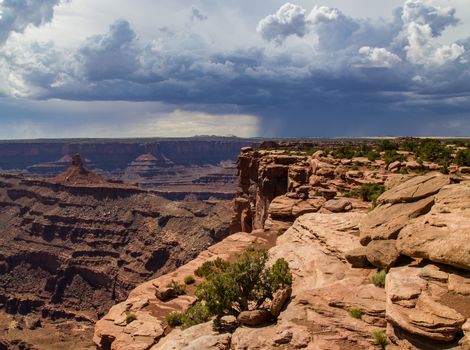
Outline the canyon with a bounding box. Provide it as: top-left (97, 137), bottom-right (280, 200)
top-left (2, 138), bottom-right (470, 349)
top-left (0, 153), bottom-right (233, 349)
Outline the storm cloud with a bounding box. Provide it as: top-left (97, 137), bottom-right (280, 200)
top-left (0, 0), bottom-right (469, 137)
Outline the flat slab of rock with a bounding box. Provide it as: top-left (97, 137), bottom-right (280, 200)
top-left (359, 196), bottom-right (434, 245)
top-left (150, 321), bottom-right (231, 350)
top-left (268, 195), bottom-right (322, 219)
top-left (377, 173), bottom-right (450, 204)
top-left (397, 182), bottom-right (470, 270)
top-left (384, 174), bottom-right (415, 189)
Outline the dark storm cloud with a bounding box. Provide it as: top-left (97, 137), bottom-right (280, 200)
top-left (1, 0), bottom-right (469, 136)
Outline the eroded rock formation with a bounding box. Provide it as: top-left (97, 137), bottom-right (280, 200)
top-left (93, 143), bottom-right (470, 350)
top-left (0, 156), bottom-right (232, 324)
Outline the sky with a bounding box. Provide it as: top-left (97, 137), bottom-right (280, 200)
top-left (0, 0), bottom-right (470, 139)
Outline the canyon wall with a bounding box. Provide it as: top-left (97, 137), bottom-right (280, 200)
top-left (0, 138), bottom-right (255, 171)
top-left (0, 138), bottom-right (257, 195)
top-left (0, 160), bottom-right (232, 325)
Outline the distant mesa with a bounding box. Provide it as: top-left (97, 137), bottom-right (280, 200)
top-left (53, 153), bottom-right (109, 186)
top-left (134, 152), bottom-right (174, 166)
top-left (124, 152), bottom-right (175, 179)
top-left (26, 153), bottom-right (79, 176)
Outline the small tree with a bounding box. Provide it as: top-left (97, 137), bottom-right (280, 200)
top-left (196, 248), bottom-right (292, 317)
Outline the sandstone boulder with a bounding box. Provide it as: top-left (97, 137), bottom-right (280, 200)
top-left (377, 173), bottom-right (450, 204)
top-left (460, 166), bottom-right (470, 174)
top-left (310, 159), bottom-right (335, 176)
top-left (345, 247), bottom-right (371, 268)
top-left (365, 240), bottom-right (400, 270)
top-left (397, 182), bottom-right (470, 270)
top-left (237, 310), bottom-right (271, 326)
top-left (405, 161), bottom-right (421, 170)
top-left (323, 198), bottom-right (352, 213)
top-left (319, 188), bottom-right (336, 200)
top-left (388, 160), bottom-right (401, 171)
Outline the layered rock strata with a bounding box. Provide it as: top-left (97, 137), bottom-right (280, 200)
top-left (0, 157), bottom-right (232, 323)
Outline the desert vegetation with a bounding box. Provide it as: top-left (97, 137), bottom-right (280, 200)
top-left (166, 248), bottom-right (292, 330)
top-left (371, 270), bottom-right (387, 288)
top-left (371, 329), bottom-right (388, 349)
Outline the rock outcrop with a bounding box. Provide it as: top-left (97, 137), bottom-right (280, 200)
top-left (93, 144), bottom-right (470, 350)
top-left (397, 181), bottom-right (470, 270)
top-left (355, 172), bottom-right (470, 348)
top-left (96, 212), bottom-right (389, 350)
top-left (232, 144), bottom-right (389, 233)
top-left (386, 266), bottom-right (466, 344)
top-left (94, 232), bottom-right (271, 350)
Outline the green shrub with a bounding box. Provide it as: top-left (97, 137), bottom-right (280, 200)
top-left (383, 150), bottom-right (405, 166)
top-left (416, 139), bottom-right (452, 165)
top-left (348, 308), bottom-right (363, 319)
top-left (166, 280), bottom-right (186, 295)
top-left (366, 150), bottom-right (380, 162)
top-left (440, 165), bottom-right (449, 174)
top-left (125, 313), bottom-right (137, 324)
top-left (379, 140), bottom-right (399, 151)
top-left (372, 270), bottom-right (386, 288)
top-left (354, 145), bottom-right (373, 157)
top-left (196, 248), bottom-right (292, 316)
top-left (166, 311), bottom-right (183, 327)
top-left (402, 139), bottom-right (420, 153)
top-left (184, 275), bottom-right (196, 285)
top-left (455, 149), bottom-right (470, 166)
top-left (194, 258), bottom-right (230, 278)
top-left (181, 302), bottom-right (212, 329)
top-left (371, 329), bottom-right (388, 349)
top-left (332, 146), bottom-right (355, 159)
top-left (359, 183), bottom-right (385, 203)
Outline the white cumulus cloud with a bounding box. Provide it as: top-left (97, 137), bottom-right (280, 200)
top-left (256, 3), bottom-right (307, 44)
top-left (358, 47), bottom-right (402, 68)
top-left (402, 0), bottom-right (459, 36)
top-left (404, 21), bottom-right (465, 65)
